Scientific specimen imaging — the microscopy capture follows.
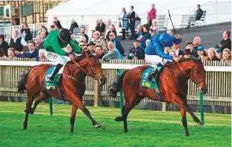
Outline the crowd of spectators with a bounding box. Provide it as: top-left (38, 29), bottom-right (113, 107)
top-left (0, 4), bottom-right (231, 64)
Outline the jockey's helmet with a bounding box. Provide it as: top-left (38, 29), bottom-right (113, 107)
top-left (59, 29), bottom-right (71, 44)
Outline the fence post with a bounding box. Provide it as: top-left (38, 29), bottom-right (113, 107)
top-left (199, 92), bottom-right (204, 124)
top-left (162, 102), bottom-right (166, 112)
top-left (49, 97), bottom-right (53, 115)
top-left (94, 80), bottom-right (100, 107)
top-left (117, 69), bottom-right (124, 116)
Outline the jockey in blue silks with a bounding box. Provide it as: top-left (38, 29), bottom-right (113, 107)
top-left (143, 30), bottom-right (182, 99)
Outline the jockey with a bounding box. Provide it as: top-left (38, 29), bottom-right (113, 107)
top-left (143, 30), bottom-right (182, 98)
top-left (42, 28), bottom-right (81, 82)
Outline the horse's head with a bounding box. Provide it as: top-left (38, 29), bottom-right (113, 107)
top-left (73, 52), bottom-right (106, 86)
top-left (178, 59), bottom-right (207, 94)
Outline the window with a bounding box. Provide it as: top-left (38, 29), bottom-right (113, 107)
top-left (0, 7), bottom-right (4, 16)
top-left (21, 3), bottom-right (33, 17)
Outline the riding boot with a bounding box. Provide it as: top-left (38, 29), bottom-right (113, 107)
top-left (48, 64), bottom-right (63, 82)
top-left (148, 68), bottom-right (158, 82)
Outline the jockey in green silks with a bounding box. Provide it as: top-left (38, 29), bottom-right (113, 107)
top-left (41, 28), bottom-right (81, 82)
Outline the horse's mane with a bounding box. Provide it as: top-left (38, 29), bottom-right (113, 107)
top-left (165, 58), bottom-right (203, 68)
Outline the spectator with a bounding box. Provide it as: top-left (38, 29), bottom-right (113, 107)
top-left (34, 35), bottom-right (43, 50)
top-left (139, 25), bottom-right (151, 49)
top-left (222, 48), bottom-right (231, 63)
top-left (196, 46), bottom-right (207, 62)
top-left (185, 42), bottom-right (196, 58)
top-left (119, 8), bottom-right (128, 40)
top-left (7, 48), bottom-right (16, 58)
top-left (80, 27), bottom-right (89, 43)
top-left (0, 34), bottom-right (9, 57)
top-left (95, 19), bottom-right (100, 31)
top-left (94, 45), bottom-right (105, 59)
top-left (9, 30), bottom-right (27, 52)
top-left (92, 31), bottom-right (107, 52)
top-left (172, 43), bottom-right (184, 58)
top-left (69, 19), bottom-right (79, 34)
top-left (183, 49), bottom-right (191, 59)
top-left (193, 36), bottom-right (204, 58)
top-left (102, 41), bottom-right (122, 61)
top-left (106, 24), bottom-right (117, 41)
top-left (20, 23), bottom-right (32, 42)
top-left (16, 41), bottom-right (39, 61)
top-left (128, 6), bottom-right (136, 40)
top-left (79, 36), bottom-right (87, 46)
top-left (206, 48), bottom-right (220, 61)
top-left (150, 19), bottom-right (158, 34)
top-left (108, 31), bottom-right (124, 56)
top-left (53, 17), bottom-right (63, 30)
top-left (216, 30), bottom-right (231, 52)
top-left (86, 41), bottom-right (96, 53)
top-left (147, 4), bottom-right (157, 27)
top-left (195, 4), bottom-right (203, 21)
top-left (128, 40), bottom-right (144, 59)
top-left (95, 18), bottom-right (106, 35)
top-left (105, 19), bottom-right (112, 33)
top-left (135, 24), bottom-right (143, 39)
top-left (40, 31), bottom-right (47, 41)
top-left (38, 25), bottom-right (48, 36)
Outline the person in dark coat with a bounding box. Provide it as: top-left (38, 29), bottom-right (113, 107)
top-left (16, 41), bottom-right (39, 61)
top-left (95, 19), bottom-right (106, 35)
top-left (195, 4), bottom-right (203, 21)
top-left (128, 6), bottom-right (136, 40)
top-left (108, 31), bottom-right (125, 56)
top-left (215, 30), bottom-right (231, 52)
top-left (0, 34), bottom-right (9, 57)
top-left (20, 23), bottom-right (32, 42)
top-left (128, 40), bottom-right (144, 59)
top-left (9, 30), bottom-right (27, 52)
top-left (69, 20), bottom-right (79, 34)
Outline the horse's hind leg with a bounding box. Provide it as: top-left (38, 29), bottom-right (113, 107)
top-left (180, 108), bottom-right (189, 136)
top-left (23, 97), bottom-right (33, 130)
top-left (31, 91), bottom-right (49, 114)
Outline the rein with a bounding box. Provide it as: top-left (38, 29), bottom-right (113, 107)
top-left (62, 56), bottom-right (96, 82)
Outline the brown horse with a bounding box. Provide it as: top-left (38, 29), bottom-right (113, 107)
top-left (109, 58), bottom-right (207, 136)
top-left (18, 53), bottom-right (106, 133)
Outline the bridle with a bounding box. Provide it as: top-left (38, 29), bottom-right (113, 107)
top-left (71, 56), bottom-right (97, 78)
top-left (62, 57), bottom-right (98, 83)
top-left (176, 61), bottom-right (205, 86)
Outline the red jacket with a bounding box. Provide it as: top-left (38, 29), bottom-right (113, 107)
top-left (148, 8), bottom-right (156, 21)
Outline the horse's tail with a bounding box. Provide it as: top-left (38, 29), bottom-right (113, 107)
top-left (108, 70), bottom-right (128, 98)
top-left (18, 71), bottom-right (30, 93)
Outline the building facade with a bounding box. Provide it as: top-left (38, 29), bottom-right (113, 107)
top-left (0, 0), bottom-right (67, 26)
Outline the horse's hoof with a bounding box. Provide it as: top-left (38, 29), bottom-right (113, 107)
top-left (94, 123), bottom-right (102, 128)
top-left (114, 116), bottom-right (123, 121)
top-left (185, 133), bottom-right (190, 136)
top-left (124, 130), bottom-right (128, 133)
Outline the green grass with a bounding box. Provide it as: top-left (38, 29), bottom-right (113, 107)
top-left (0, 102), bottom-right (230, 147)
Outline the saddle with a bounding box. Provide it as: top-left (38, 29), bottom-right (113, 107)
top-left (45, 65), bottom-right (62, 90)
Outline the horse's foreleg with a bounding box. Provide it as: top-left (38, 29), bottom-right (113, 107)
top-left (70, 105), bottom-right (78, 133)
top-left (79, 105), bottom-right (101, 128)
top-left (180, 108), bottom-right (189, 136)
top-left (23, 97), bottom-right (33, 130)
top-left (186, 105), bottom-right (201, 125)
top-left (115, 96), bottom-right (142, 133)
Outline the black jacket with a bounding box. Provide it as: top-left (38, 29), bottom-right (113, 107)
top-left (128, 47), bottom-right (145, 59)
top-left (21, 28), bottom-right (32, 41)
top-left (219, 39), bottom-right (231, 51)
top-left (69, 22), bottom-right (79, 33)
top-left (0, 41), bottom-right (9, 56)
top-left (9, 37), bottom-right (24, 51)
top-left (128, 11), bottom-right (136, 24)
top-left (95, 23), bottom-right (106, 34)
top-left (196, 9), bottom-right (203, 20)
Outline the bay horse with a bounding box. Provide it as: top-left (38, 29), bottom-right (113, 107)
top-left (18, 53), bottom-right (106, 133)
top-left (109, 58), bottom-right (207, 136)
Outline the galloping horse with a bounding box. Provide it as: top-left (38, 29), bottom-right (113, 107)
top-left (109, 58), bottom-right (207, 136)
top-left (18, 53), bottom-right (106, 133)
